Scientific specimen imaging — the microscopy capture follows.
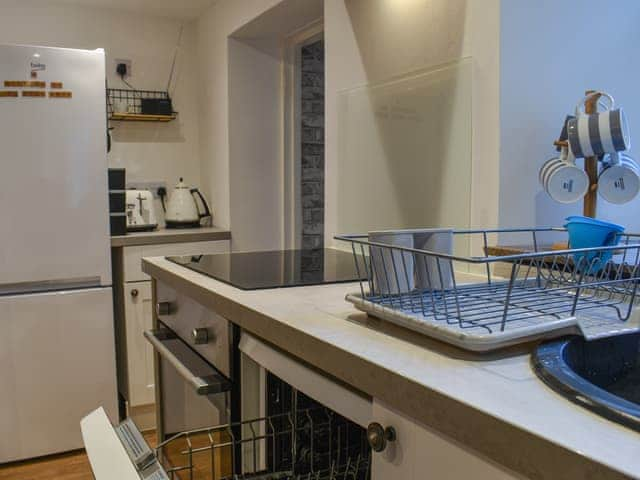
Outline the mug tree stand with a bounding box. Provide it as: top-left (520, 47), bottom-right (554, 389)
top-left (487, 90), bottom-right (601, 257)
top-left (554, 89), bottom-right (602, 218)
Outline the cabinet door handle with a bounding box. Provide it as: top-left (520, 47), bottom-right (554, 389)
top-left (130, 288), bottom-right (139, 298)
top-left (367, 422), bottom-right (396, 452)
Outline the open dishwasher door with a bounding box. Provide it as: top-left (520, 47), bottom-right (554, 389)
top-left (80, 407), bottom-right (169, 480)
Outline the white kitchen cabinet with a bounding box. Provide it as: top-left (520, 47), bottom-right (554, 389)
top-left (371, 400), bottom-right (521, 480)
top-left (124, 281), bottom-right (154, 407)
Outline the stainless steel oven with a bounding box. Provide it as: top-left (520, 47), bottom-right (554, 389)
top-left (151, 281), bottom-right (239, 438)
top-left (81, 280), bottom-right (387, 480)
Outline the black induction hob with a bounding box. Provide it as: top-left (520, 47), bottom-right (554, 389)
top-left (167, 249), bottom-right (364, 290)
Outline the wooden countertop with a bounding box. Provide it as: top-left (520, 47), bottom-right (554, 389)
top-left (485, 243), bottom-right (567, 256)
top-left (111, 226), bottom-right (231, 247)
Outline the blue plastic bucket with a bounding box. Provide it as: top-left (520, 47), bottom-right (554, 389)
top-left (564, 215), bottom-right (624, 270)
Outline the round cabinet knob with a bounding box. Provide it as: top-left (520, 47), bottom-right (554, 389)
top-left (156, 302), bottom-right (172, 316)
top-left (130, 288), bottom-right (139, 298)
top-left (367, 422), bottom-right (396, 453)
top-left (192, 328), bottom-right (210, 345)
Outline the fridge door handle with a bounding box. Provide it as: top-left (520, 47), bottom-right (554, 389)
top-left (144, 328), bottom-right (231, 396)
top-left (0, 276), bottom-right (102, 296)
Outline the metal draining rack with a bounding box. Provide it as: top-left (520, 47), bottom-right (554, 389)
top-left (336, 227), bottom-right (640, 351)
top-left (156, 407), bottom-right (370, 480)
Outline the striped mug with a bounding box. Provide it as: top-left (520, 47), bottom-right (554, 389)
top-left (539, 146), bottom-right (589, 203)
top-left (598, 152), bottom-right (640, 204)
top-left (567, 91), bottom-right (630, 158)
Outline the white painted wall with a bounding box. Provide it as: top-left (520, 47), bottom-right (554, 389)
top-left (0, 3), bottom-right (202, 219)
top-left (227, 37), bottom-right (283, 251)
top-left (195, 0), bottom-right (501, 252)
top-left (500, 0), bottom-right (640, 231)
top-left (196, 0), bottom-right (322, 251)
top-left (195, 0), bottom-right (283, 244)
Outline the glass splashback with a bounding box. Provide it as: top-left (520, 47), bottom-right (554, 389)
top-left (337, 58), bottom-right (472, 255)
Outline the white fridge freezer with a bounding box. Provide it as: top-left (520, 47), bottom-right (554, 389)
top-left (0, 44), bottom-right (117, 462)
top-left (0, 288), bottom-right (117, 462)
top-left (0, 44), bottom-right (111, 288)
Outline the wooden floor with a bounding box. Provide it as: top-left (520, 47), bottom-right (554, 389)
top-left (0, 431), bottom-right (233, 480)
top-left (0, 432), bottom-right (156, 480)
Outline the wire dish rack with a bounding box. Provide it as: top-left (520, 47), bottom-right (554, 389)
top-left (157, 407), bottom-right (370, 480)
top-left (335, 227), bottom-right (640, 351)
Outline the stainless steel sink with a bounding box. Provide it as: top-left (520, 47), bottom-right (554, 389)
top-left (532, 333), bottom-right (640, 431)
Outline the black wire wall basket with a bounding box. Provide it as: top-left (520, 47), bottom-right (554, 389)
top-left (107, 88), bottom-right (176, 122)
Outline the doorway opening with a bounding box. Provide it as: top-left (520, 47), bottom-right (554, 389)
top-left (284, 24), bottom-right (324, 251)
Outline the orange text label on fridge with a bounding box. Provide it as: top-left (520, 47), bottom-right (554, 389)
top-left (49, 91), bottom-right (72, 98)
top-left (50, 82), bottom-right (64, 89)
top-left (22, 91), bottom-right (46, 97)
top-left (0, 91), bottom-right (18, 97)
top-left (4, 80), bottom-right (46, 88)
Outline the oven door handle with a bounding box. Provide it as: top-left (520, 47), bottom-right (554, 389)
top-left (144, 329), bottom-right (232, 396)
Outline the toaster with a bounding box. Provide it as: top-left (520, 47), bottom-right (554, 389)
top-left (125, 189), bottom-right (158, 232)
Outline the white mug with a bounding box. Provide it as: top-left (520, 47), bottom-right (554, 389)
top-left (540, 147), bottom-right (589, 203)
top-left (413, 229), bottom-right (454, 290)
top-left (598, 152), bottom-right (640, 204)
top-left (112, 98), bottom-right (128, 114)
top-left (539, 156), bottom-right (559, 185)
top-left (368, 231), bottom-right (415, 295)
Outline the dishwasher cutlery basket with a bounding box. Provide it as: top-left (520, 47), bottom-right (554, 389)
top-left (335, 227), bottom-right (640, 351)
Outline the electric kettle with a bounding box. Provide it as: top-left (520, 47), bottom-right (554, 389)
top-left (162, 178), bottom-right (212, 228)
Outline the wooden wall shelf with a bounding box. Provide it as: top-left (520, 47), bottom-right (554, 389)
top-left (109, 112), bottom-right (176, 122)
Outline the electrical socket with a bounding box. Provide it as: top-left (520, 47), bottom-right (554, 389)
top-left (126, 181), bottom-right (167, 198)
top-left (114, 58), bottom-right (132, 78)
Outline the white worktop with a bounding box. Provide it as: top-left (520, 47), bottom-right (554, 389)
top-left (142, 256), bottom-right (640, 479)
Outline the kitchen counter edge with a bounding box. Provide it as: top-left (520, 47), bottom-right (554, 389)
top-left (111, 227), bottom-right (231, 247)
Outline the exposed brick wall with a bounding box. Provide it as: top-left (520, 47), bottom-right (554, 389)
top-left (300, 40), bottom-right (324, 250)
